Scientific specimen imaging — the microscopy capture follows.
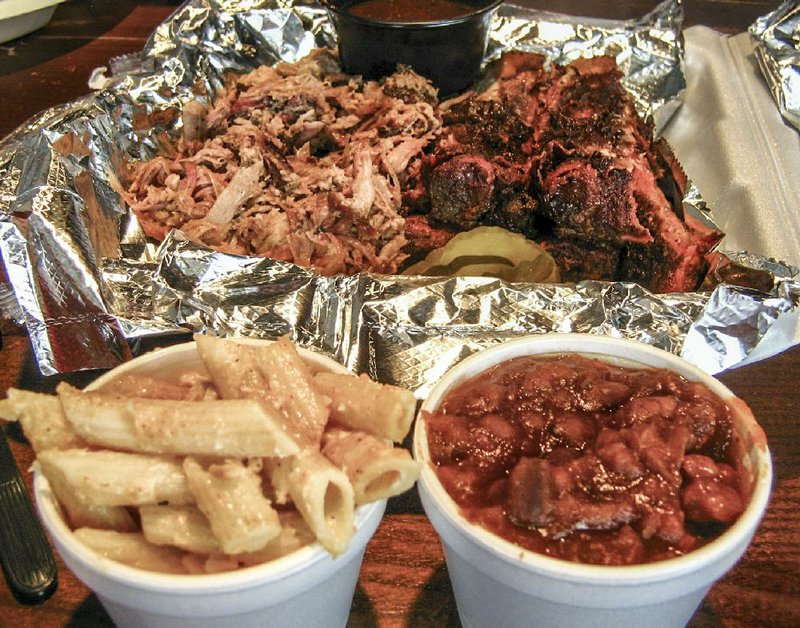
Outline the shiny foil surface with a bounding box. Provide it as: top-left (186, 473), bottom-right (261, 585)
top-left (0, 0), bottom-right (797, 391)
top-left (751, 0), bottom-right (800, 132)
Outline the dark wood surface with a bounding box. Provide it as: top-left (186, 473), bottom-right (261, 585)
top-left (1, 1), bottom-right (797, 626)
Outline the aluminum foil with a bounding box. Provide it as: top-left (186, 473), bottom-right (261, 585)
top-left (751, 0), bottom-right (800, 132)
top-left (487, 0), bottom-right (686, 130)
top-left (1, 0), bottom-right (798, 393)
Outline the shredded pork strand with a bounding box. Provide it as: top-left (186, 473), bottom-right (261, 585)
top-left (123, 49), bottom-right (442, 275)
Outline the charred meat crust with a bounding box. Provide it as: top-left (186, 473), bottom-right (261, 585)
top-left (405, 52), bottom-right (722, 293)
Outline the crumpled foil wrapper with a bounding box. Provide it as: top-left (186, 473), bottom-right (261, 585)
top-left (1, 0), bottom-right (798, 394)
top-left (750, 0), bottom-right (800, 132)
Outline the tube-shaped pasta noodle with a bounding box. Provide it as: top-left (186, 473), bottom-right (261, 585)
top-left (99, 372), bottom-right (217, 401)
top-left (193, 334), bottom-right (267, 400)
top-left (7, 397), bottom-right (125, 531)
top-left (0, 388), bottom-right (85, 452)
top-left (183, 457), bottom-right (281, 555)
top-left (74, 528), bottom-right (188, 574)
top-left (252, 337), bottom-right (331, 447)
top-left (56, 382), bottom-right (300, 458)
top-left (39, 463), bottom-right (137, 532)
top-left (199, 554), bottom-right (240, 574)
top-left (314, 372), bottom-right (416, 442)
top-left (37, 449), bottom-right (194, 506)
top-left (183, 511), bottom-right (317, 574)
top-left (265, 450), bottom-right (355, 556)
top-left (195, 334), bottom-right (330, 447)
top-left (322, 428), bottom-right (421, 504)
top-left (233, 511), bottom-right (316, 566)
top-left (140, 504), bottom-right (221, 555)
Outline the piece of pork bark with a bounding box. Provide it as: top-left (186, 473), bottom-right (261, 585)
top-left (539, 237), bottom-right (622, 282)
top-left (510, 455), bottom-right (690, 545)
top-left (424, 98), bottom-right (538, 233)
top-left (529, 56), bottom-right (721, 292)
top-left (507, 457), bottom-right (555, 527)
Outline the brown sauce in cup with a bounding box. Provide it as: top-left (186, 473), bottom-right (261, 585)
top-left (346, 0), bottom-right (475, 22)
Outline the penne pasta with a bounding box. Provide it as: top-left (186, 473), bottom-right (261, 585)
top-left (5, 335), bottom-right (422, 575)
top-left (99, 372), bottom-right (218, 401)
top-left (140, 504), bottom-right (221, 555)
top-left (201, 553), bottom-right (240, 574)
top-left (0, 388), bottom-right (85, 452)
top-left (195, 334), bottom-right (330, 447)
top-left (233, 511), bottom-right (316, 566)
top-left (193, 333), bottom-right (260, 400)
top-left (178, 510), bottom-right (316, 574)
top-left (37, 448), bottom-right (194, 507)
top-left (180, 553), bottom-right (210, 575)
top-left (322, 428), bottom-right (421, 504)
top-left (57, 382), bottom-right (300, 458)
top-left (265, 450), bottom-right (355, 556)
top-left (183, 457), bottom-right (282, 555)
top-left (74, 528), bottom-right (189, 574)
top-left (314, 372), bottom-right (417, 443)
top-left (39, 464), bottom-right (138, 532)
top-left (251, 337), bottom-right (331, 447)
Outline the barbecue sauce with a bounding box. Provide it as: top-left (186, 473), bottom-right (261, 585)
top-left (346, 0), bottom-right (475, 22)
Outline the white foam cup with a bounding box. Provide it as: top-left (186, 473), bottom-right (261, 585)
top-left (413, 334), bottom-right (772, 628)
top-left (34, 339), bottom-right (386, 628)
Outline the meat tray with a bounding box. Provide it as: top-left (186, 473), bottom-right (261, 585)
top-left (0, 0), bottom-right (798, 383)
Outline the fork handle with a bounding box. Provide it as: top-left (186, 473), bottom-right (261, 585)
top-left (0, 430), bottom-right (58, 605)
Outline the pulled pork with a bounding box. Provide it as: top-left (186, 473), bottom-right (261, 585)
top-left (124, 49), bottom-right (440, 275)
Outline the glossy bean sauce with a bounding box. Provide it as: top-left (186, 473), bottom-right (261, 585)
top-left (425, 354), bottom-right (748, 565)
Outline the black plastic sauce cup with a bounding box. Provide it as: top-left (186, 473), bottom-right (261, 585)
top-left (326, 0), bottom-right (503, 96)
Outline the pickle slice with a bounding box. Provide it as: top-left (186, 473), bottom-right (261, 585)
top-left (403, 226), bottom-right (560, 283)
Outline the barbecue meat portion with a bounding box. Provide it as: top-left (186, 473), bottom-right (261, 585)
top-left (538, 154), bottom-right (652, 244)
top-left (403, 52), bottom-right (721, 293)
top-left (124, 49), bottom-right (443, 276)
top-left (424, 98), bottom-right (538, 234)
top-left (531, 56), bottom-right (722, 292)
top-left (126, 48), bottom-right (720, 292)
top-left (540, 238), bottom-right (621, 283)
top-left (429, 153), bottom-right (496, 227)
top-left (402, 214), bottom-right (461, 263)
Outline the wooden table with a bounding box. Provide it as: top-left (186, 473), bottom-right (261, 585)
top-left (1, 1), bottom-right (797, 626)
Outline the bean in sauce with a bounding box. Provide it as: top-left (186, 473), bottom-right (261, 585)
top-left (425, 354), bottom-right (747, 565)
